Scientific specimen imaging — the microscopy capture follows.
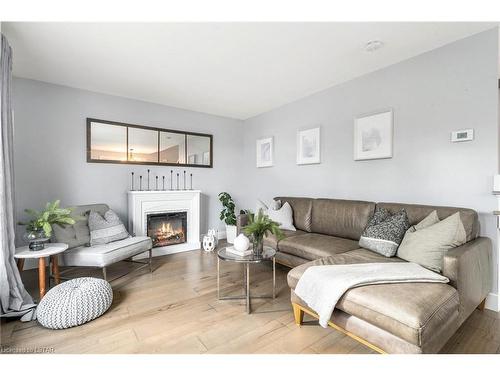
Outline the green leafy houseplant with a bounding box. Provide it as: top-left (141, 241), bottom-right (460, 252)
top-left (218, 192), bottom-right (236, 226)
top-left (18, 200), bottom-right (77, 239)
top-left (243, 209), bottom-right (284, 255)
top-left (218, 192), bottom-right (238, 243)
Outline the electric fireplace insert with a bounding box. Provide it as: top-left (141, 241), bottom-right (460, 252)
top-left (147, 211), bottom-right (187, 247)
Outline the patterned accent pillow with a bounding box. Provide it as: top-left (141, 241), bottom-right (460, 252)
top-left (88, 209), bottom-right (130, 245)
top-left (359, 207), bottom-right (410, 257)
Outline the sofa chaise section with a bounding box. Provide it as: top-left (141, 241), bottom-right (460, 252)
top-left (287, 249), bottom-right (461, 353)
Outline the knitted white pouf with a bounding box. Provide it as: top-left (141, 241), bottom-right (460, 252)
top-left (36, 277), bottom-right (113, 329)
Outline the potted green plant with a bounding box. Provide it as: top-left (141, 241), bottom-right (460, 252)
top-left (243, 209), bottom-right (284, 256)
top-left (18, 200), bottom-right (77, 251)
top-left (218, 192), bottom-right (237, 243)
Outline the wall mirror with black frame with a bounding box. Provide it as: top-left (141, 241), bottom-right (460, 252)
top-left (87, 118), bottom-right (213, 168)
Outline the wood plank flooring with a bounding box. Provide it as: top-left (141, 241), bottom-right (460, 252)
top-left (1, 248), bottom-right (499, 354)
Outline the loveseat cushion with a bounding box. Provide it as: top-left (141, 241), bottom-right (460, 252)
top-left (278, 233), bottom-right (360, 260)
top-left (61, 236), bottom-right (152, 268)
top-left (288, 250), bottom-right (459, 347)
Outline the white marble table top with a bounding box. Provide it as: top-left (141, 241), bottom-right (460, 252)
top-left (14, 243), bottom-right (69, 259)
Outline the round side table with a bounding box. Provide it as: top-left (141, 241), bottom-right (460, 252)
top-left (217, 246), bottom-right (276, 314)
top-left (15, 243), bottom-right (68, 300)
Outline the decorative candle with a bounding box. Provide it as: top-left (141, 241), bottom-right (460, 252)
top-left (155, 176), bottom-right (158, 190)
top-left (131, 172), bottom-right (135, 191)
top-left (183, 171), bottom-right (186, 190)
top-left (170, 170), bottom-right (173, 190)
top-left (176, 173), bottom-right (179, 190)
top-left (162, 176), bottom-right (165, 190)
top-left (147, 169), bottom-right (151, 190)
top-left (190, 173), bottom-right (193, 190)
top-left (139, 175), bottom-right (143, 191)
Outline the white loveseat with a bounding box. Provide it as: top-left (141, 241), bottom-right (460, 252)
top-left (52, 204), bottom-right (153, 281)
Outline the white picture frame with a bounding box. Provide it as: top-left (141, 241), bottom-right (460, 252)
top-left (354, 109), bottom-right (393, 161)
top-left (256, 137), bottom-right (273, 168)
top-left (297, 127), bottom-right (320, 165)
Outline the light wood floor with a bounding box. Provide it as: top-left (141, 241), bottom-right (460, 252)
top-left (1, 248), bottom-right (499, 354)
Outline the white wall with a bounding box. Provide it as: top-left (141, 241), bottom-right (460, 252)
top-left (242, 29), bottom-right (499, 300)
top-left (12, 79), bottom-right (245, 242)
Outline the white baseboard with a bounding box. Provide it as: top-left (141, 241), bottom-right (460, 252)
top-left (485, 292), bottom-right (499, 312)
top-left (133, 241), bottom-right (201, 259)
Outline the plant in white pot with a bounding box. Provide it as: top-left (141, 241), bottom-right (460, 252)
top-left (218, 192), bottom-right (237, 243)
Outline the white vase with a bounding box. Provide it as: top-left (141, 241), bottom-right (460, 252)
top-left (226, 225), bottom-right (237, 244)
top-left (233, 233), bottom-right (250, 251)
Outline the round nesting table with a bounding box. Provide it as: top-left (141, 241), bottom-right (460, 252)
top-left (15, 243), bottom-right (68, 300)
top-left (217, 246), bottom-right (276, 314)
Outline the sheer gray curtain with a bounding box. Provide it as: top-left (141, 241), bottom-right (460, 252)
top-left (0, 33), bottom-right (35, 320)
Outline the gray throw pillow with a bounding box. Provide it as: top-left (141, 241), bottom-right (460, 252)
top-left (359, 207), bottom-right (410, 257)
top-left (397, 212), bottom-right (466, 273)
top-left (406, 210), bottom-right (440, 234)
top-left (88, 209), bottom-right (130, 245)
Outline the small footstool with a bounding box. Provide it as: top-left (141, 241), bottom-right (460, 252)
top-left (36, 277), bottom-right (113, 329)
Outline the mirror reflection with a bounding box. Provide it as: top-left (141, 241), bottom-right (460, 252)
top-left (128, 128), bottom-right (159, 162)
top-left (187, 135), bottom-right (211, 165)
top-left (160, 132), bottom-right (186, 164)
top-left (90, 122), bottom-right (127, 161)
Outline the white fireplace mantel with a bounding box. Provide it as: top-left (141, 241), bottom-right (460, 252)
top-left (128, 190), bottom-right (201, 257)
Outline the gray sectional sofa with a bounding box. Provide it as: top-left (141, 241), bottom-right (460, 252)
top-left (237, 197), bottom-right (492, 354)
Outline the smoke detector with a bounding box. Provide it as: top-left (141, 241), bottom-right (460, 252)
top-left (365, 40), bottom-right (384, 52)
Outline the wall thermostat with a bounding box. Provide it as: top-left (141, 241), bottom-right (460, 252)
top-left (451, 129), bottom-right (474, 142)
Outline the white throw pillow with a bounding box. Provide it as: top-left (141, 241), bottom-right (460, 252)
top-left (255, 199), bottom-right (282, 215)
top-left (267, 202), bottom-right (296, 231)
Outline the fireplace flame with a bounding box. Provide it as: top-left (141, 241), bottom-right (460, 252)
top-left (149, 216), bottom-right (186, 248)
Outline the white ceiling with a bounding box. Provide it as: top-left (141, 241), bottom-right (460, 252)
top-left (3, 22), bottom-right (497, 120)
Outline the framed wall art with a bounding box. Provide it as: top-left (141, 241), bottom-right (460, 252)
top-left (256, 137), bottom-right (273, 168)
top-left (354, 109), bottom-right (393, 161)
top-left (297, 127), bottom-right (320, 165)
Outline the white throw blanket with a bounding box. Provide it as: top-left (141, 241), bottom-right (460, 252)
top-left (294, 262), bottom-right (449, 328)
